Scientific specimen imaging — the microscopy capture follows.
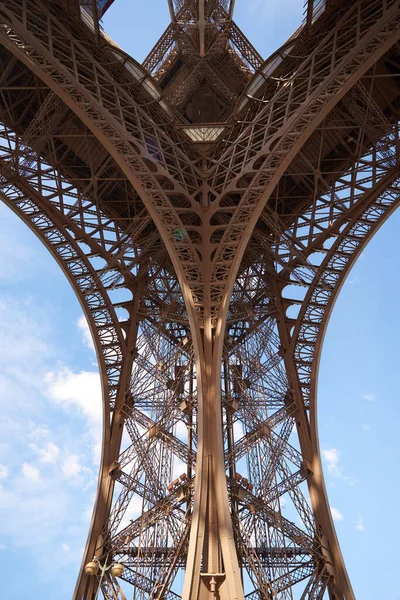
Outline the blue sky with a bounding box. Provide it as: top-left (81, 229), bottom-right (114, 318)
top-left (0, 1), bottom-right (399, 599)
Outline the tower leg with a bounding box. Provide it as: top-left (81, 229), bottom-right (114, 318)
top-left (183, 308), bottom-right (243, 600)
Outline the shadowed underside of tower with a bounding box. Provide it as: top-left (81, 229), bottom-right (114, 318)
top-left (0, 0), bottom-right (399, 598)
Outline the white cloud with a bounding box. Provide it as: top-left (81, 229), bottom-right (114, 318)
top-left (346, 273), bottom-right (360, 285)
top-left (77, 315), bottom-right (95, 352)
top-left (44, 368), bottom-right (102, 426)
top-left (62, 543), bottom-right (70, 552)
top-left (0, 210), bottom-right (101, 588)
top-left (28, 421), bottom-right (49, 440)
top-left (330, 507), bottom-right (344, 522)
top-left (61, 453), bottom-right (92, 487)
top-left (322, 447), bottom-right (357, 486)
top-left (322, 448), bottom-right (341, 477)
top-left (362, 393), bottom-right (376, 402)
top-left (356, 516), bottom-right (365, 531)
top-left (92, 442), bottom-right (102, 465)
top-left (22, 462), bottom-right (40, 482)
top-left (35, 442), bottom-right (60, 464)
top-left (361, 424), bottom-right (372, 431)
top-left (44, 368), bottom-right (102, 463)
top-left (0, 471), bottom-right (81, 559)
top-left (62, 453), bottom-right (83, 479)
top-left (0, 298), bottom-right (50, 392)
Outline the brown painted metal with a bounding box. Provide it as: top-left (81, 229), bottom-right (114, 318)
top-left (0, 0), bottom-right (399, 598)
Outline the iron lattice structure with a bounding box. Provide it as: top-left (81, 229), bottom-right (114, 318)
top-left (1, 0), bottom-right (400, 598)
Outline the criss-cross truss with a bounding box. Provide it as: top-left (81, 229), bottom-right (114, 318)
top-left (1, 0), bottom-right (400, 598)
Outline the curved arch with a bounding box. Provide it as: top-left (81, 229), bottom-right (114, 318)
top-left (182, 6), bottom-right (400, 594)
top-left (1, 1), bottom-right (399, 599)
top-left (266, 124), bottom-right (400, 597)
top-left (307, 191), bottom-right (399, 593)
top-left (0, 114), bottom-right (197, 599)
top-left (0, 160), bottom-right (126, 400)
top-left (208, 0), bottom-right (400, 323)
top-left (0, 0), bottom-right (203, 308)
top-left (190, 4), bottom-right (400, 595)
top-left (0, 133), bottom-right (149, 597)
top-left (293, 176), bottom-right (400, 582)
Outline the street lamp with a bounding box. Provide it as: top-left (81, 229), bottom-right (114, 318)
top-left (84, 558), bottom-right (124, 599)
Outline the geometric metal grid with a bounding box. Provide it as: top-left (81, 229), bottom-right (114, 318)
top-left (0, 0), bottom-right (399, 598)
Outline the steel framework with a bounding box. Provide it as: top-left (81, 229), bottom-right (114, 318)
top-left (0, 0), bottom-right (399, 598)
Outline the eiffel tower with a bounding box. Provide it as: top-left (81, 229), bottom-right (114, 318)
top-left (1, 0), bottom-right (399, 598)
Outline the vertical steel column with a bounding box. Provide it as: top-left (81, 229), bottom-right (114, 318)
top-left (181, 273), bottom-right (244, 600)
